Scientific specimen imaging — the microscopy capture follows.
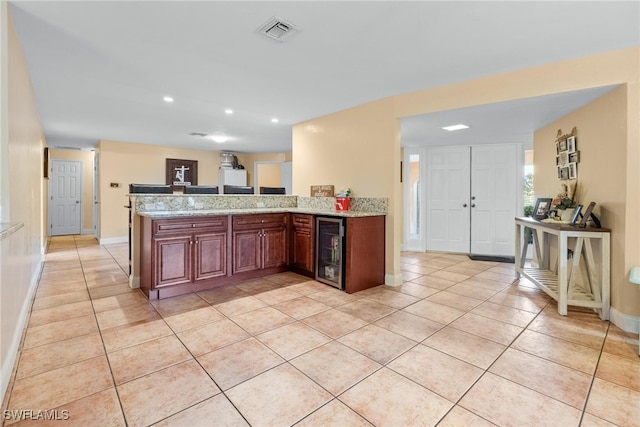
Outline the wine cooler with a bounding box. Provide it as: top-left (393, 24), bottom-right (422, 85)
top-left (315, 216), bottom-right (345, 289)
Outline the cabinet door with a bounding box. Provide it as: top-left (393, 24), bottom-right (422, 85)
top-left (194, 231), bottom-right (227, 281)
top-left (263, 225), bottom-right (288, 269)
top-left (233, 229), bottom-right (262, 274)
top-left (291, 225), bottom-right (314, 275)
top-left (153, 235), bottom-right (192, 288)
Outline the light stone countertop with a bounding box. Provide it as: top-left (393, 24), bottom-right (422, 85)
top-left (136, 207), bottom-right (385, 218)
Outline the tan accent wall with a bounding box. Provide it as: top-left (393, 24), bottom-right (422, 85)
top-left (293, 99), bottom-right (401, 282)
top-left (292, 47), bottom-right (639, 318)
top-left (1, 6), bottom-right (46, 399)
top-left (534, 85), bottom-right (637, 316)
top-left (96, 140), bottom-right (220, 240)
top-left (256, 163), bottom-right (282, 188)
top-left (235, 152), bottom-right (289, 187)
top-left (49, 149), bottom-right (94, 232)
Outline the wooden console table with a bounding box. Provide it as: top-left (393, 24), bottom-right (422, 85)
top-left (515, 217), bottom-right (610, 320)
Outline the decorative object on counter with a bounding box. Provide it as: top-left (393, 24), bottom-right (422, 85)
top-left (551, 181), bottom-right (578, 221)
top-left (533, 198), bottom-right (552, 220)
top-left (579, 201), bottom-right (601, 228)
top-left (219, 152), bottom-right (239, 169)
top-left (555, 127), bottom-right (578, 181)
top-left (166, 158), bottom-right (197, 193)
top-left (335, 187), bottom-right (352, 211)
top-left (310, 185), bottom-right (334, 197)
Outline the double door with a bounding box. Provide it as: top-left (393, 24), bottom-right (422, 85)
top-left (422, 144), bottom-right (519, 256)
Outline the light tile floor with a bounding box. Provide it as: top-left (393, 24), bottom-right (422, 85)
top-left (2, 235), bottom-right (639, 426)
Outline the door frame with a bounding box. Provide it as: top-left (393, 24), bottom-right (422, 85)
top-left (93, 152), bottom-right (100, 239)
top-left (403, 147), bottom-right (427, 251)
top-left (409, 143), bottom-right (523, 256)
top-left (48, 159), bottom-right (83, 236)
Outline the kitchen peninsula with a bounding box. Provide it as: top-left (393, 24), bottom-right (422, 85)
top-left (129, 194), bottom-right (387, 299)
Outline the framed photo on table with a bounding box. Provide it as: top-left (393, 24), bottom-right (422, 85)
top-left (533, 198), bottom-right (552, 220)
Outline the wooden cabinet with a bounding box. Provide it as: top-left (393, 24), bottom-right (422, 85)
top-left (138, 211), bottom-right (384, 299)
top-left (344, 215), bottom-right (385, 293)
top-left (290, 214), bottom-right (315, 277)
top-left (140, 216), bottom-right (228, 299)
top-left (232, 213), bottom-right (288, 275)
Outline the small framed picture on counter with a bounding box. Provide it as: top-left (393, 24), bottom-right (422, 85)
top-left (533, 198), bottom-right (552, 220)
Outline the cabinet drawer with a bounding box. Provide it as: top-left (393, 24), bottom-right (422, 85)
top-left (154, 216), bottom-right (228, 234)
top-left (292, 214), bottom-right (313, 228)
top-left (232, 213), bottom-right (287, 229)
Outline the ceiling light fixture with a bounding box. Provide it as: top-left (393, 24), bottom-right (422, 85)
top-left (210, 135), bottom-right (228, 143)
top-left (271, 118), bottom-right (279, 123)
top-left (163, 96), bottom-right (174, 103)
top-left (442, 124), bottom-right (469, 131)
top-left (225, 109), bottom-right (233, 115)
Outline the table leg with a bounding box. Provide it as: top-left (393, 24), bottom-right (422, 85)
top-left (558, 232), bottom-right (568, 316)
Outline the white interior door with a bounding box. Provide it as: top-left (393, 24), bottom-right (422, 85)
top-left (50, 159), bottom-right (82, 236)
top-left (471, 145), bottom-right (518, 256)
top-left (426, 146), bottom-right (471, 253)
top-left (280, 162), bottom-right (292, 194)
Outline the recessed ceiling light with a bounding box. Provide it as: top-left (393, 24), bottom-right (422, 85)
top-left (209, 135), bottom-right (228, 143)
top-left (442, 124), bottom-right (469, 131)
top-left (271, 118), bottom-right (279, 123)
top-left (163, 96), bottom-right (174, 103)
top-left (225, 109), bottom-right (233, 115)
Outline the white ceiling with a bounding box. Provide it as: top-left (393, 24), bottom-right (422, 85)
top-left (8, 1), bottom-right (640, 153)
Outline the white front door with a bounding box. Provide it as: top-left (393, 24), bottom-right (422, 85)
top-left (50, 159), bottom-right (82, 236)
top-left (426, 146), bottom-right (471, 253)
top-left (471, 144), bottom-right (518, 256)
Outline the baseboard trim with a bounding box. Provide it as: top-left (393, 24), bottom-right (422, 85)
top-left (609, 307), bottom-right (639, 334)
top-left (99, 236), bottom-right (127, 245)
top-left (1, 257), bottom-right (43, 406)
top-left (384, 273), bottom-right (402, 287)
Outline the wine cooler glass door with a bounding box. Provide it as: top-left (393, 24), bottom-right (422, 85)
top-left (315, 217), bottom-right (344, 289)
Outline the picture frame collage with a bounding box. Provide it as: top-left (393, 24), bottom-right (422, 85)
top-left (556, 135), bottom-right (579, 180)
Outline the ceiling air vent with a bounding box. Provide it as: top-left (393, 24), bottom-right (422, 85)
top-left (189, 132), bottom-right (208, 137)
top-left (258, 16), bottom-right (298, 42)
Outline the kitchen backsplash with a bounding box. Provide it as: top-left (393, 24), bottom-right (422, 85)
top-left (296, 197), bottom-right (388, 214)
top-left (132, 194), bottom-right (387, 214)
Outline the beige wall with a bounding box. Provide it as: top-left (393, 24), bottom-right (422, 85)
top-left (97, 140), bottom-right (220, 240)
top-left (96, 140), bottom-right (292, 240)
top-left (49, 149), bottom-right (94, 232)
top-left (293, 99), bottom-right (401, 283)
top-left (1, 6), bottom-right (46, 400)
top-left (534, 85), bottom-right (637, 317)
top-left (236, 152), bottom-right (289, 187)
top-left (292, 47), bottom-right (639, 321)
top-left (256, 163), bottom-right (282, 188)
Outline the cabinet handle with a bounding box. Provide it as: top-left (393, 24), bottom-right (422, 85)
top-left (190, 240), bottom-right (193, 245)
top-left (471, 204), bottom-right (476, 208)
top-left (463, 203), bottom-right (468, 208)
top-left (192, 224), bottom-right (196, 227)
